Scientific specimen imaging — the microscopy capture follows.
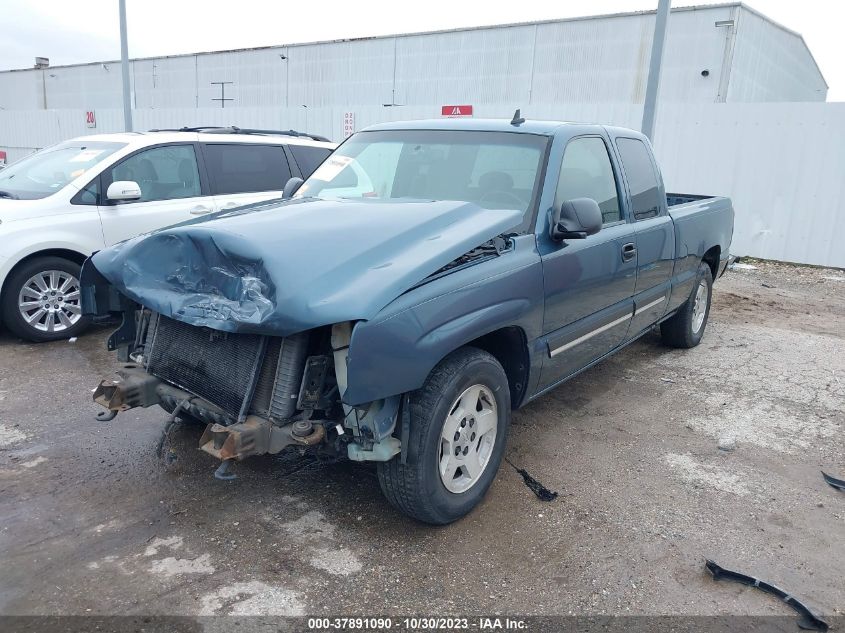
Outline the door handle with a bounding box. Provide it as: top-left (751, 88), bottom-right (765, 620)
top-left (189, 205), bottom-right (213, 215)
top-left (621, 242), bottom-right (637, 262)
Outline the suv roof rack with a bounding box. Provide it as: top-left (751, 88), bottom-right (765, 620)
top-left (147, 126), bottom-right (331, 143)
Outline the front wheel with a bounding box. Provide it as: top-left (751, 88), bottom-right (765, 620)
top-left (1, 256), bottom-right (91, 342)
top-left (660, 261), bottom-right (713, 348)
top-left (377, 347), bottom-right (511, 525)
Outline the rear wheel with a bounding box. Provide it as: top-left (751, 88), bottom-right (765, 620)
top-left (660, 261), bottom-right (713, 348)
top-left (377, 347), bottom-right (511, 525)
top-left (1, 256), bottom-right (90, 342)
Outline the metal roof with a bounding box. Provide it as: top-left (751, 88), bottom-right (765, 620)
top-left (0, 1), bottom-right (823, 90)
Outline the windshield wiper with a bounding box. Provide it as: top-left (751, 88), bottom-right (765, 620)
top-left (0, 190), bottom-right (19, 200)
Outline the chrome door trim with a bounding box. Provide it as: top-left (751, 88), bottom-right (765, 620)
top-left (633, 295), bottom-right (666, 316)
top-left (548, 311), bottom-right (633, 357)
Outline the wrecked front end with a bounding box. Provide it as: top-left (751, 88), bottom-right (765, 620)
top-left (87, 303), bottom-right (401, 467)
top-left (81, 197), bottom-right (524, 471)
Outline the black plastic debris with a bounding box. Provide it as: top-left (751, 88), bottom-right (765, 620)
top-left (705, 559), bottom-right (828, 632)
top-left (821, 471), bottom-right (845, 491)
top-left (505, 457), bottom-right (559, 502)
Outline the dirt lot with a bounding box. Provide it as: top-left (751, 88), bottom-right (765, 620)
top-left (0, 261), bottom-right (843, 620)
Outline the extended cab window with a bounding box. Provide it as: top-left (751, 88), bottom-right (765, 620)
top-left (289, 145), bottom-right (332, 178)
top-left (555, 137), bottom-right (621, 224)
top-left (204, 144), bottom-right (292, 195)
top-left (107, 145), bottom-right (201, 202)
top-left (616, 137), bottom-right (662, 220)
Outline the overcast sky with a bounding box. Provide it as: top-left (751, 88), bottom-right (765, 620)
top-left (2, 0), bottom-right (842, 100)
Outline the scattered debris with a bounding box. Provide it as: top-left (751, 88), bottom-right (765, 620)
top-left (705, 559), bottom-right (828, 632)
top-left (505, 457), bottom-right (558, 502)
top-left (821, 471), bottom-right (845, 491)
top-left (67, 337), bottom-right (78, 343)
top-left (729, 263), bottom-right (758, 271)
top-left (762, 283), bottom-right (775, 288)
top-left (821, 275), bottom-right (845, 282)
top-left (660, 377), bottom-right (676, 383)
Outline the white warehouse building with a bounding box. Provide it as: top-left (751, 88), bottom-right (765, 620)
top-left (0, 2), bottom-right (827, 112)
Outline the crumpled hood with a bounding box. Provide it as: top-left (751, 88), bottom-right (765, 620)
top-left (89, 197), bottom-right (523, 336)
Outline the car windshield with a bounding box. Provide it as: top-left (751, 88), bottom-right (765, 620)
top-left (295, 130), bottom-right (548, 214)
top-left (0, 141), bottom-right (126, 200)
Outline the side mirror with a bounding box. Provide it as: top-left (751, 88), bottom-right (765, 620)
top-left (550, 198), bottom-right (603, 241)
top-left (106, 180), bottom-right (142, 202)
top-left (282, 176), bottom-right (304, 199)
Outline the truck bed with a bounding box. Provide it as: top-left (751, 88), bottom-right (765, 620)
top-left (666, 193), bottom-right (716, 207)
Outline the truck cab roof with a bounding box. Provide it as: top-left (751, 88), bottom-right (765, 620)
top-left (362, 117), bottom-right (650, 143)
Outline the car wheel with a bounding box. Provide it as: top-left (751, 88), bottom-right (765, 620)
top-left (377, 347), bottom-right (511, 525)
top-left (660, 261), bottom-right (713, 349)
top-left (1, 256), bottom-right (91, 342)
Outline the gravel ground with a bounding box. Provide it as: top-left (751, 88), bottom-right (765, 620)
top-left (0, 261), bottom-right (843, 620)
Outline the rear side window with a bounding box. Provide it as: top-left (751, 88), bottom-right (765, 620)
top-left (555, 137), bottom-right (621, 224)
top-left (203, 144), bottom-right (292, 195)
top-left (289, 145), bottom-right (331, 178)
top-left (616, 138), bottom-right (662, 220)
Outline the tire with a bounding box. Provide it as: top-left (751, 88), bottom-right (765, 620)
top-left (377, 347), bottom-right (511, 525)
top-left (1, 256), bottom-right (91, 343)
top-left (660, 261), bottom-right (713, 349)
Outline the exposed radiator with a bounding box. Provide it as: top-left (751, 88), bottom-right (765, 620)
top-left (146, 315), bottom-right (262, 417)
top-left (144, 314), bottom-right (309, 422)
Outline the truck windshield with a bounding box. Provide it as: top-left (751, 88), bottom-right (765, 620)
top-left (296, 130), bottom-right (548, 214)
top-left (0, 141), bottom-right (126, 200)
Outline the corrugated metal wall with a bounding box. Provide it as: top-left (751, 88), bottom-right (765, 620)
top-left (0, 5), bottom-right (826, 111)
top-left (1, 102), bottom-right (843, 268)
top-left (654, 102), bottom-right (845, 269)
top-left (728, 9), bottom-right (828, 102)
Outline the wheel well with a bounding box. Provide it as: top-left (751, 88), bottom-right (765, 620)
top-left (1, 249), bottom-right (88, 298)
top-left (466, 326), bottom-right (529, 409)
top-left (702, 246), bottom-right (720, 279)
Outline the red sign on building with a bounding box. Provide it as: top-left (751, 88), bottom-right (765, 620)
top-left (441, 105), bottom-right (473, 117)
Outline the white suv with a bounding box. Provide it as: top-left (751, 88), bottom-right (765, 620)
top-left (0, 127), bottom-right (335, 342)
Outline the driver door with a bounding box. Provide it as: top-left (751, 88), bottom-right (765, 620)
top-left (538, 135), bottom-right (637, 390)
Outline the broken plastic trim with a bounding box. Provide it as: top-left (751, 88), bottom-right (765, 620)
top-left (505, 457), bottom-right (559, 502)
top-left (821, 471), bottom-right (845, 491)
top-left (705, 559), bottom-right (828, 632)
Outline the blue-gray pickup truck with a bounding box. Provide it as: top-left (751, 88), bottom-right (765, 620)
top-left (84, 116), bottom-right (734, 524)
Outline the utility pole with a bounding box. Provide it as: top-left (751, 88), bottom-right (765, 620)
top-left (641, 0), bottom-right (671, 140)
top-left (119, 0), bottom-right (133, 131)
